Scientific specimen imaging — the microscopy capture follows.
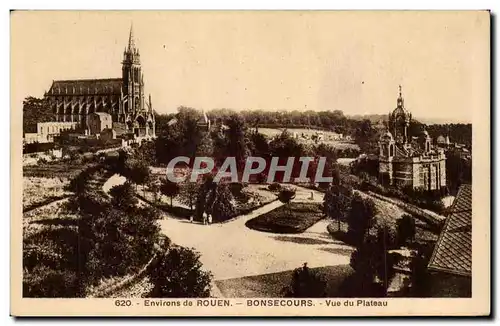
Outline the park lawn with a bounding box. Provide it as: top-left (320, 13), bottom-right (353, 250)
top-left (215, 264), bottom-right (354, 298)
top-left (245, 202), bottom-right (324, 234)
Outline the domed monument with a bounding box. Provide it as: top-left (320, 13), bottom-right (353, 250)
top-left (378, 86), bottom-right (446, 191)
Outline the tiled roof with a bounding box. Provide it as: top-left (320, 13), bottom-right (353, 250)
top-left (428, 184), bottom-right (472, 277)
top-left (47, 78), bottom-right (122, 96)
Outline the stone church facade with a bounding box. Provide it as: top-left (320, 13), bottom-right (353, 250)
top-left (44, 26), bottom-right (155, 139)
top-left (379, 86), bottom-right (446, 191)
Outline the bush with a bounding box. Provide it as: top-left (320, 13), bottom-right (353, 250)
top-left (148, 246), bottom-right (213, 298)
top-left (277, 188), bottom-right (296, 205)
top-left (256, 172), bottom-right (268, 184)
top-left (282, 264), bottom-right (327, 297)
top-left (396, 214), bottom-right (416, 246)
top-left (268, 183), bottom-right (282, 192)
top-left (346, 193), bottom-right (377, 247)
top-left (229, 182), bottom-right (244, 194)
top-left (209, 183), bottom-right (236, 222)
top-left (23, 265), bottom-right (85, 298)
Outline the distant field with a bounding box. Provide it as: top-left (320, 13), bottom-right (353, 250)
top-left (257, 127), bottom-right (359, 150)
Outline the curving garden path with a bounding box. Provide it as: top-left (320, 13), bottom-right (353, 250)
top-left (157, 186), bottom-right (355, 297)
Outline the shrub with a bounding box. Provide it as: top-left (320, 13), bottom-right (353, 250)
top-left (229, 182), bottom-right (245, 198)
top-left (23, 265), bottom-right (84, 298)
top-left (209, 183), bottom-right (236, 222)
top-left (178, 181), bottom-right (200, 211)
top-left (282, 263), bottom-right (327, 297)
top-left (109, 181), bottom-right (138, 210)
top-left (396, 214), bottom-right (416, 247)
top-left (160, 179), bottom-right (180, 207)
top-left (268, 183), bottom-right (282, 192)
top-left (148, 246), bottom-right (213, 298)
top-left (256, 172), bottom-right (268, 184)
top-left (375, 223), bottom-right (399, 250)
top-left (277, 188), bottom-right (296, 205)
top-left (346, 193), bottom-right (377, 247)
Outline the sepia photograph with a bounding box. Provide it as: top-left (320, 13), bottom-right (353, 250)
top-left (10, 10), bottom-right (490, 316)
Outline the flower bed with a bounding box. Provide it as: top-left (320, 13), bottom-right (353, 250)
top-left (245, 202), bottom-right (324, 234)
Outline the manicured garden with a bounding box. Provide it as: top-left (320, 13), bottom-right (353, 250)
top-left (245, 202), bottom-right (324, 234)
top-left (136, 176), bottom-right (278, 222)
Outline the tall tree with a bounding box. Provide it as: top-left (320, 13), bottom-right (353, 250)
top-left (126, 159), bottom-right (151, 194)
top-left (347, 193), bottom-right (377, 246)
top-left (224, 114), bottom-right (250, 168)
top-left (278, 188), bottom-right (296, 213)
top-left (323, 183), bottom-right (353, 231)
top-left (396, 214), bottom-right (416, 247)
top-left (23, 96), bottom-right (53, 135)
top-left (109, 181), bottom-right (138, 210)
top-left (354, 119), bottom-right (378, 154)
top-left (149, 246), bottom-right (213, 298)
top-left (160, 179), bottom-right (181, 207)
top-left (178, 181), bottom-right (200, 211)
top-left (207, 183), bottom-right (236, 223)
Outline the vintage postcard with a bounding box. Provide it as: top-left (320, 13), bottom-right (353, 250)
top-left (11, 10), bottom-right (490, 316)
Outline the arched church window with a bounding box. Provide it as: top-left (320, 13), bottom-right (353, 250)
top-left (390, 144), bottom-right (394, 157)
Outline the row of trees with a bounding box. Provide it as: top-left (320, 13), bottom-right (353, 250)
top-left (23, 95), bottom-right (471, 154)
top-left (321, 171), bottom-right (418, 296)
top-left (145, 107), bottom-right (360, 187)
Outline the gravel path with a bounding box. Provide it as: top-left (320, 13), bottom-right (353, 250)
top-left (158, 186), bottom-right (353, 283)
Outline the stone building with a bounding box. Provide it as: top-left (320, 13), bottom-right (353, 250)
top-left (44, 25), bottom-right (155, 140)
top-left (87, 112), bottom-right (113, 135)
top-left (24, 121), bottom-right (79, 143)
top-left (378, 86), bottom-right (446, 191)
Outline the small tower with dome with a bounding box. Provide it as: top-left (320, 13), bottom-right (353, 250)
top-left (378, 86), bottom-right (447, 191)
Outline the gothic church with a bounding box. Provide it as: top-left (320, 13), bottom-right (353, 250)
top-left (44, 25), bottom-right (155, 139)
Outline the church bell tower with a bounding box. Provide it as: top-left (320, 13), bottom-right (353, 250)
top-left (122, 24), bottom-right (145, 126)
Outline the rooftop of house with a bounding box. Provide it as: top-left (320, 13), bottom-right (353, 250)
top-left (427, 184), bottom-right (472, 277)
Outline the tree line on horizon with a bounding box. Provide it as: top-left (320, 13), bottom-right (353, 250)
top-left (22, 96), bottom-right (472, 148)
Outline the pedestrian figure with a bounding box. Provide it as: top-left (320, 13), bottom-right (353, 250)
top-left (208, 214), bottom-right (213, 225)
top-left (189, 214), bottom-right (193, 223)
top-left (202, 212), bottom-right (208, 225)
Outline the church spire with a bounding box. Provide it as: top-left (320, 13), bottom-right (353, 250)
top-left (128, 23), bottom-right (136, 52)
top-left (397, 84), bottom-right (405, 108)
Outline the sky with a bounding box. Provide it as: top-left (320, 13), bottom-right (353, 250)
top-left (11, 11), bottom-right (489, 123)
